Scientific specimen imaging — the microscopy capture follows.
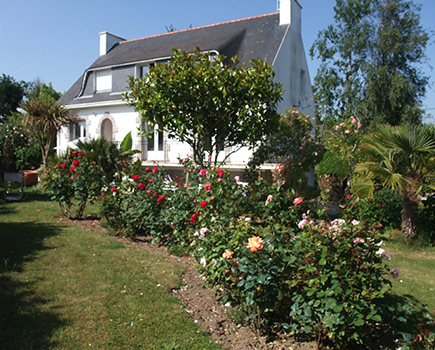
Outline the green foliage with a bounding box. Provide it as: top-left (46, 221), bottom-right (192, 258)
top-left (316, 151), bottom-right (349, 179)
top-left (43, 150), bottom-right (104, 219)
top-left (75, 135), bottom-right (140, 183)
top-left (126, 48), bottom-right (282, 167)
top-left (0, 113), bottom-right (41, 173)
top-left (353, 124), bottom-right (435, 240)
top-left (311, 0), bottom-right (429, 128)
top-left (344, 188), bottom-right (402, 230)
top-left (419, 196), bottom-right (435, 244)
top-left (250, 108), bottom-right (323, 195)
top-left (20, 82), bottom-right (73, 167)
top-left (0, 73), bottom-right (28, 118)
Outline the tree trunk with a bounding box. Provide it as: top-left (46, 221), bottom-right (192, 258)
top-left (401, 192), bottom-right (419, 241)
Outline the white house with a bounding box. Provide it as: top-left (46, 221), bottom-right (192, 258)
top-left (57, 0), bottom-right (315, 172)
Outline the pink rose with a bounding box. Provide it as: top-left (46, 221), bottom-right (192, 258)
top-left (204, 183), bottom-right (212, 191)
top-left (293, 197), bottom-right (303, 206)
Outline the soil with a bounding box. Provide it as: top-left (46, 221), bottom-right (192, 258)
top-left (121, 236), bottom-right (317, 350)
top-left (67, 217), bottom-right (317, 349)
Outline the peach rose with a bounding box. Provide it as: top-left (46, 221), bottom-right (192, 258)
top-left (246, 237), bottom-right (264, 252)
top-left (222, 249), bottom-right (234, 259)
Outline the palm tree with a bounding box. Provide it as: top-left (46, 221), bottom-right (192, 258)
top-left (21, 85), bottom-right (73, 167)
top-left (353, 124), bottom-right (435, 240)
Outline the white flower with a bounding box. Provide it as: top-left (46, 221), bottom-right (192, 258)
top-left (351, 219), bottom-right (360, 226)
top-left (200, 257), bottom-right (206, 267)
top-left (298, 219), bottom-right (308, 229)
top-left (376, 248), bottom-right (386, 256)
top-left (234, 175), bottom-right (240, 182)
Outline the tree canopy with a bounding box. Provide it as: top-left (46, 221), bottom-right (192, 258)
top-left (310, 0), bottom-right (429, 128)
top-left (20, 83), bottom-right (73, 167)
top-left (126, 48), bottom-right (282, 168)
top-left (0, 74), bottom-right (29, 118)
top-left (353, 124), bottom-right (435, 240)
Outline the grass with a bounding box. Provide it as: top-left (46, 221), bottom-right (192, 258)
top-left (0, 191), bottom-right (221, 350)
top-left (385, 229), bottom-right (435, 314)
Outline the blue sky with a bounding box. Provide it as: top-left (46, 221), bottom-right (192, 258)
top-left (1, 0), bottom-right (433, 122)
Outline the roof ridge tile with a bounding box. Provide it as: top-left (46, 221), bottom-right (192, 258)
top-left (119, 12), bottom-right (279, 44)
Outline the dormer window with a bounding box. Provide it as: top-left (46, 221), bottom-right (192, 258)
top-left (96, 69), bottom-right (112, 92)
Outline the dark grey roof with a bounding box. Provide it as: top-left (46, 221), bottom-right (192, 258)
top-left (61, 12), bottom-right (287, 106)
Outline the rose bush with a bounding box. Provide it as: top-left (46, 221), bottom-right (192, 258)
top-left (47, 151), bottom-right (434, 349)
top-left (43, 149), bottom-right (104, 218)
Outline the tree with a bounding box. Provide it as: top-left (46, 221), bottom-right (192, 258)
top-left (353, 124), bottom-right (435, 240)
top-left (20, 83), bottom-right (73, 168)
top-left (366, 0), bottom-right (429, 126)
top-left (126, 48), bottom-right (282, 168)
top-left (310, 0), bottom-right (429, 128)
top-left (0, 74), bottom-right (28, 118)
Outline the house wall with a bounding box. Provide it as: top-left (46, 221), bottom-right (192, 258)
top-left (57, 104), bottom-right (139, 154)
top-left (273, 1), bottom-right (315, 119)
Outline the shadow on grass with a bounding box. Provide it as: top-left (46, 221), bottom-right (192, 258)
top-left (371, 292), bottom-right (435, 349)
top-left (0, 221), bottom-right (66, 349)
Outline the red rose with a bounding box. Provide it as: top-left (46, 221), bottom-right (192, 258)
top-left (200, 201), bottom-right (208, 208)
top-left (132, 175), bottom-right (140, 181)
top-left (190, 212), bottom-right (200, 223)
top-left (69, 166), bottom-right (75, 172)
top-left (61, 163), bottom-right (66, 169)
top-left (217, 169), bottom-right (225, 177)
top-left (137, 183), bottom-right (146, 190)
top-left (146, 190), bottom-right (151, 194)
top-left (149, 179), bottom-right (154, 183)
top-left (78, 152), bottom-right (84, 157)
top-left (72, 150), bottom-right (78, 154)
top-left (110, 187), bottom-right (117, 192)
top-left (73, 159), bottom-right (80, 167)
top-left (157, 195), bottom-right (165, 203)
top-left (152, 166), bottom-right (158, 173)
top-left (145, 167), bottom-right (149, 172)
top-left (154, 192), bottom-right (158, 197)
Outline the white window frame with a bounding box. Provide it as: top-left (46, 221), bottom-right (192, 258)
top-left (96, 69), bottom-right (112, 92)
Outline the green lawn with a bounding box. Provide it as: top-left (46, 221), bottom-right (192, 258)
top-left (1, 190), bottom-right (434, 349)
top-left (385, 230), bottom-right (435, 313)
top-left (0, 192), bottom-right (221, 350)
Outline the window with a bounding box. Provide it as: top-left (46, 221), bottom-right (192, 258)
top-left (96, 70), bottom-right (112, 92)
top-left (146, 123), bottom-right (163, 151)
top-left (70, 121), bottom-right (86, 141)
top-left (101, 118), bottom-right (113, 142)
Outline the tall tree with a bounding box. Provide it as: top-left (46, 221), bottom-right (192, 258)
top-left (0, 74), bottom-right (28, 118)
top-left (310, 0), bottom-right (429, 128)
top-left (126, 48), bottom-right (282, 168)
top-left (353, 124), bottom-right (435, 240)
top-left (366, 0), bottom-right (429, 126)
top-left (20, 83), bottom-right (73, 167)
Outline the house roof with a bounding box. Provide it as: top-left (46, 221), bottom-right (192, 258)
top-left (60, 12), bottom-right (287, 106)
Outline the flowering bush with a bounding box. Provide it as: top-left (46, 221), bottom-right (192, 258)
top-left (65, 151), bottom-right (434, 348)
top-left (249, 108), bottom-right (323, 196)
top-left (43, 150), bottom-right (104, 218)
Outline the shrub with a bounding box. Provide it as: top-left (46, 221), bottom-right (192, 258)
top-left (419, 196), bottom-right (435, 244)
top-left (80, 153), bottom-right (435, 348)
top-left (43, 150), bottom-right (104, 218)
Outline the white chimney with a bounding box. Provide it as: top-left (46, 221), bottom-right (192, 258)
top-left (99, 31), bottom-right (125, 56)
top-left (279, 0), bottom-right (302, 33)
top-left (279, 0), bottom-right (291, 25)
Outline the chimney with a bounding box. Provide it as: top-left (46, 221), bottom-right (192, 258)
top-left (279, 0), bottom-right (302, 32)
top-left (99, 31), bottom-right (125, 56)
